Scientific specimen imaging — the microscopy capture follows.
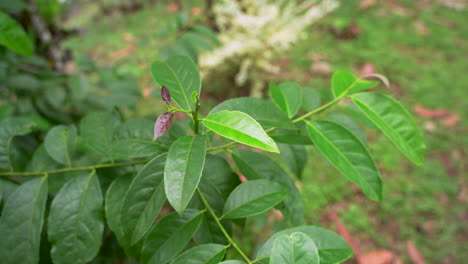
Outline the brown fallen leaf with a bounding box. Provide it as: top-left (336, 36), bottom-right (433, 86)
top-left (122, 32), bottom-right (135, 43)
top-left (413, 104), bottom-right (449, 118)
top-left (166, 3), bottom-right (181, 13)
top-left (335, 219), bottom-right (361, 257)
top-left (191, 7), bottom-right (202, 16)
top-left (406, 241), bottom-right (426, 264)
top-left (359, 0), bottom-right (377, 9)
top-left (111, 44), bottom-right (136, 61)
top-left (442, 113), bottom-right (460, 127)
top-left (358, 250), bottom-right (396, 264)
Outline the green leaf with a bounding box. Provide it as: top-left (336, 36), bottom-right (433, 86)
top-left (270, 82), bottom-right (303, 118)
top-left (326, 113), bottom-right (367, 144)
top-left (192, 25), bottom-right (221, 46)
top-left (332, 71), bottom-right (378, 98)
top-left (171, 244), bottom-right (226, 264)
top-left (270, 232), bottom-right (319, 264)
top-left (44, 125), bottom-right (77, 166)
top-left (232, 149), bottom-right (304, 225)
top-left (220, 261), bottom-right (246, 264)
top-left (194, 214), bottom-right (231, 245)
top-left (0, 181), bottom-right (2, 203)
top-left (270, 129), bottom-right (312, 145)
top-left (223, 179), bottom-right (287, 219)
top-left (301, 87), bottom-right (321, 112)
top-left (278, 144), bottom-right (308, 179)
top-left (121, 154), bottom-right (167, 245)
top-left (0, 180), bottom-right (18, 203)
top-left (141, 210), bottom-right (202, 264)
top-left (0, 117), bottom-right (36, 170)
top-left (351, 93), bottom-right (425, 165)
top-left (112, 139), bottom-right (166, 159)
top-left (0, 176), bottom-right (48, 264)
top-left (0, 11), bottom-right (33, 55)
top-left (306, 120), bottom-right (382, 201)
top-left (203, 110), bottom-right (279, 153)
top-left (80, 112), bottom-right (120, 161)
top-left (209, 97), bottom-right (294, 129)
top-left (256, 226), bottom-right (353, 264)
top-left (48, 172), bottom-right (104, 264)
top-left (165, 135), bottom-right (206, 214)
top-left (151, 55), bottom-right (201, 110)
top-left (105, 174), bottom-right (131, 240)
top-left (68, 74), bottom-right (89, 100)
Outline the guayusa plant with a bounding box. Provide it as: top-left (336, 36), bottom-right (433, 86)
top-left (0, 55), bottom-right (425, 264)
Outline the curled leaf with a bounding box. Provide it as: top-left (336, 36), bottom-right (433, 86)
top-left (161, 86), bottom-right (171, 104)
top-left (153, 112), bottom-right (174, 140)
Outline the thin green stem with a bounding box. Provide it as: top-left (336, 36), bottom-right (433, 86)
top-left (197, 188), bottom-right (253, 264)
top-left (0, 160), bottom-right (148, 177)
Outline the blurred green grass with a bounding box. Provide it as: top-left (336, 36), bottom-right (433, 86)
top-left (64, 0), bottom-right (467, 262)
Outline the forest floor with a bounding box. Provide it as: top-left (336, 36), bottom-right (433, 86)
top-left (65, 0), bottom-right (467, 263)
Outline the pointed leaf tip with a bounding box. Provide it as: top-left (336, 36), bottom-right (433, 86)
top-left (154, 112), bottom-right (174, 140)
top-left (161, 86), bottom-right (171, 104)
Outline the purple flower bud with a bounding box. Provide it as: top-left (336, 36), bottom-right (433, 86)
top-left (153, 112), bottom-right (174, 140)
top-left (161, 86), bottom-right (171, 104)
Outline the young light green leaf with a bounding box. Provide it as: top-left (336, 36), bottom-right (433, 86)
top-left (80, 111), bottom-right (120, 161)
top-left (141, 210), bottom-right (202, 264)
top-left (223, 179), bottom-right (287, 219)
top-left (270, 82), bottom-right (303, 118)
top-left (171, 243), bottom-right (226, 264)
top-left (306, 120), bottom-right (382, 201)
top-left (232, 149), bottom-right (304, 225)
top-left (332, 71), bottom-right (378, 98)
top-left (44, 125), bottom-right (77, 166)
top-left (203, 110), bottom-right (279, 153)
top-left (351, 93), bottom-right (425, 165)
top-left (256, 226), bottom-right (353, 264)
top-left (0, 117), bottom-right (36, 170)
top-left (270, 232), bottom-right (319, 264)
top-left (0, 176), bottom-right (48, 264)
top-left (48, 172), bottom-right (104, 264)
top-left (0, 11), bottom-right (33, 55)
top-left (209, 97), bottom-right (294, 129)
top-left (165, 135), bottom-right (206, 214)
top-left (151, 55), bottom-right (201, 111)
top-left (121, 154), bottom-right (167, 245)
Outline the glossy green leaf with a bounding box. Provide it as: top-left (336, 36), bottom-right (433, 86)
top-left (278, 144), bottom-right (308, 179)
top-left (105, 174), bottom-right (132, 240)
top-left (220, 261), bottom-right (246, 264)
top-left (326, 113), bottom-right (367, 144)
top-left (270, 232), bottom-right (319, 264)
top-left (194, 214), bottom-right (231, 245)
top-left (0, 180), bottom-right (18, 203)
top-left (0, 117), bottom-right (36, 170)
top-left (0, 176), bottom-right (48, 264)
top-left (306, 120), bottom-right (382, 201)
top-left (209, 97), bottom-right (294, 129)
top-left (27, 144), bottom-right (59, 173)
top-left (44, 125), bottom-right (77, 166)
top-left (121, 154), bottom-right (167, 245)
top-left (270, 82), bottom-right (303, 118)
top-left (223, 180), bottom-right (287, 219)
top-left (80, 111), bottom-right (120, 161)
top-left (232, 149), bottom-right (304, 225)
top-left (270, 128), bottom-right (312, 145)
top-left (171, 243), bottom-right (226, 264)
top-left (351, 93), bottom-right (425, 165)
top-left (112, 139), bottom-right (166, 159)
top-left (48, 172), bottom-right (104, 264)
top-left (301, 87), bottom-right (321, 112)
top-left (203, 110), bottom-right (279, 153)
top-left (332, 71), bottom-right (378, 98)
top-left (165, 135), bottom-right (206, 214)
top-left (256, 226), bottom-right (353, 264)
top-left (0, 11), bottom-right (33, 55)
top-left (141, 210), bottom-right (202, 264)
top-left (151, 55), bottom-right (201, 110)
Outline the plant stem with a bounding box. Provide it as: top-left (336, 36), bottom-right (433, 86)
top-left (192, 98), bottom-right (201, 135)
top-left (197, 188), bottom-right (253, 264)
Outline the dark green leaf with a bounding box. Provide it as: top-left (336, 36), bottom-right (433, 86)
top-left (256, 226), bottom-right (353, 264)
top-left (0, 117), bottom-right (36, 170)
top-left (232, 149), bottom-right (304, 225)
top-left (270, 82), bottom-right (303, 118)
top-left (171, 243), bottom-right (226, 264)
top-left (278, 144), bottom-right (308, 179)
top-left (0, 11), bottom-right (33, 55)
top-left (270, 232), bottom-right (319, 264)
top-left (223, 179), bottom-right (287, 219)
top-left (301, 87), bottom-right (321, 112)
top-left (44, 125), bottom-right (77, 166)
top-left (113, 118), bottom-right (154, 140)
top-left (332, 71), bottom-right (378, 98)
top-left (209, 97), bottom-right (294, 129)
top-left (203, 110), bottom-right (279, 153)
top-left (121, 154), bottom-right (167, 245)
top-left (48, 172), bottom-right (104, 264)
top-left (141, 210), bottom-right (202, 264)
top-left (165, 135), bottom-right (206, 214)
top-left (112, 139), bottom-right (166, 159)
top-left (68, 74), bottom-right (88, 100)
top-left (220, 261), bottom-right (246, 264)
top-left (351, 93), bottom-right (425, 165)
top-left (0, 176), bottom-right (48, 264)
top-left (151, 55), bottom-right (201, 110)
top-left (194, 214), bottom-right (231, 245)
top-left (80, 112), bottom-right (120, 161)
top-left (306, 120), bottom-right (382, 201)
